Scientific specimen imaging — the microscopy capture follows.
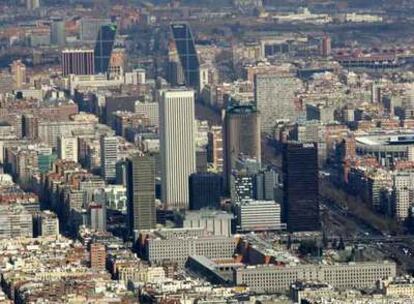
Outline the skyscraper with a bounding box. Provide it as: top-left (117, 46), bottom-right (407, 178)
top-left (160, 89), bottom-right (196, 209)
top-left (62, 49), bottom-right (94, 76)
top-left (51, 18), bottom-right (65, 46)
top-left (223, 103), bottom-right (261, 192)
top-left (10, 60), bottom-right (26, 89)
top-left (189, 173), bottom-right (222, 210)
top-left (207, 126), bottom-right (224, 172)
top-left (94, 24), bottom-right (117, 74)
top-left (170, 23), bottom-right (200, 88)
top-left (126, 154), bottom-right (156, 234)
top-left (254, 73), bottom-right (302, 133)
top-left (100, 136), bottom-right (118, 182)
top-left (321, 35), bottom-right (332, 57)
top-left (282, 142), bottom-right (320, 232)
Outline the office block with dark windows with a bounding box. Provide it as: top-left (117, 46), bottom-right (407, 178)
top-left (283, 142), bottom-right (320, 232)
top-left (189, 173), bottom-right (222, 210)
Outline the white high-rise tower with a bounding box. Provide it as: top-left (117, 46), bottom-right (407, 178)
top-left (160, 89), bottom-right (196, 209)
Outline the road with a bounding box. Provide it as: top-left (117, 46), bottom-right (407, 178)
top-left (322, 192), bottom-right (414, 274)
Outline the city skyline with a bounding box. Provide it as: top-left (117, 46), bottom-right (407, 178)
top-left (0, 0), bottom-right (414, 303)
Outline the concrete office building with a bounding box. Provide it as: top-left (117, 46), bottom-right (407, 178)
top-left (34, 211), bottom-right (59, 237)
top-left (127, 154), bottom-right (156, 234)
top-left (224, 104), bottom-right (261, 192)
top-left (89, 203), bottom-right (106, 232)
top-left (61, 49), bottom-right (94, 76)
top-left (254, 73), bottom-right (301, 133)
top-left (392, 172), bottom-right (414, 221)
top-left (57, 136), bottom-right (78, 162)
top-left (37, 119), bottom-right (97, 149)
top-left (160, 89), bottom-right (196, 209)
top-left (138, 230), bottom-right (237, 268)
top-left (51, 18), bottom-right (65, 46)
top-left (183, 210), bottom-right (233, 237)
top-left (10, 60), bottom-right (26, 89)
top-left (135, 101), bottom-right (159, 127)
top-left (253, 168), bottom-right (278, 201)
top-left (236, 200), bottom-right (285, 232)
top-left (207, 126), bottom-right (224, 172)
top-left (0, 204), bottom-right (32, 239)
top-left (90, 243), bottom-right (106, 271)
top-left (235, 261), bottom-right (396, 294)
top-left (283, 142), bottom-right (320, 232)
top-left (100, 136), bottom-right (118, 182)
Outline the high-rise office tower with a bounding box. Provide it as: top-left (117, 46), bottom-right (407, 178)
top-left (51, 18), bottom-right (65, 46)
top-left (223, 103), bottom-right (261, 192)
top-left (57, 136), bottom-right (78, 162)
top-left (126, 154), bottom-right (156, 234)
top-left (10, 60), bottom-right (26, 89)
top-left (207, 126), bottom-right (224, 172)
top-left (169, 23), bottom-right (200, 88)
top-left (100, 136), bottom-right (118, 182)
top-left (61, 49), bottom-right (95, 76)
top-left (160, 89), bottom-right (196, 209)
top-left (254, 73), bottom-right (302, 133)
top-left (321, 35), bottom-right (332, 57)
top-left (94, 24), bottom-right (117, 74)
top-left (282, 142), bottom-right (320, 232)
top-left (189, 173), bottom-right (222, 210)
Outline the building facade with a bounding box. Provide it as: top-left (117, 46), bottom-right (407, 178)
top-left (62, 49), bottom-right (94, 76)
top-left (100, 136), bottom-right (118, 182)
top-left (189, 172), bottom-right (222, 210)
top-left (224, 104), bottom-right (261, 192)
top-left (254, 73), bottom-right (301, 133)
top-left (283, 142), bottom-right (320, 232)
top-left (160, 89), bottom-right (196, 209)
top-left (236, 200), bottom-right (285, 232)
top-left (235, 261), bottom-right (396, 294)
top-left (127, 154), bottom-right (156, 234)
top-left (94, 24), bottom-right (117, 74)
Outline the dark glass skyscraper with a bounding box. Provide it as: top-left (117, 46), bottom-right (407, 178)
top-left (94, 24), bottom-right (117, 74)
top-left (189, 173), bottom-right (222, 210)
top-left (127, 154), bottom-right (156, 235)
top-left (282, 142), bottom-right (320, 232)
top-left (170, 23), bottom-right (200, 88)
